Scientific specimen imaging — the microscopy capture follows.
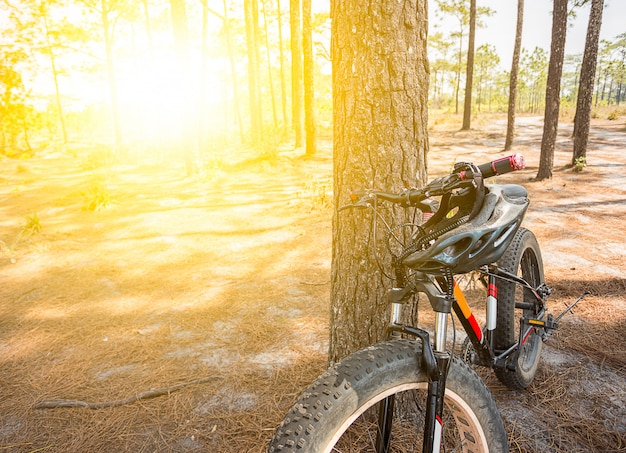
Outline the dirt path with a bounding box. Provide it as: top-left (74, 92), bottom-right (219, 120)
top-left (1, 116), bottom-right (625, 452)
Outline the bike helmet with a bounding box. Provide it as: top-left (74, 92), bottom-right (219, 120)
top-left (402, 184), bottom-right (529, 274)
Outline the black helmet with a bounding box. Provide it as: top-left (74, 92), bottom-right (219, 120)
top-left (402, 184), bottom-right (529, 274)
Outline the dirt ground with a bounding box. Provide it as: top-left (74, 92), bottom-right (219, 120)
top-left (1, 114), bottom-right (625, 452)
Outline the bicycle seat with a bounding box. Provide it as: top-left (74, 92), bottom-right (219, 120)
top-left (402, 184), bottom-right (529, 274)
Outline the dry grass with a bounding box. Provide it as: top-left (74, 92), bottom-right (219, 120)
top-left (2, 117), bottom-right (626, 452)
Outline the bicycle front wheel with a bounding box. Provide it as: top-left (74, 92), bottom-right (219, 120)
top-left (268, 339), bottom-right (508, 453)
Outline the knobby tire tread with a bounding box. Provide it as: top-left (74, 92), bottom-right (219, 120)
top-left (494, 227), bottom-right (544, 390)
top-left (267, 339), bottom-right (508, 452)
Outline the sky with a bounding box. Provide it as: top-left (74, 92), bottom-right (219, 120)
top-left (431, 0), bottom-right (626, 65)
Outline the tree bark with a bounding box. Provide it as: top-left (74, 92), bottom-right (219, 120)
top-left (330, 0), bottom-right (429, 362)
top-left (461, 0), bottom-right (476, 130)
top-left (290, 0), bottom-right (303, 147)
top-left (572, 0), bottom-right (604, 165)
top-left (536, 0), bottom-right (568, 181)
top-left (505, 0), bottom-right (524, 151)
top-left (302, 0), bottom-right (315, 156)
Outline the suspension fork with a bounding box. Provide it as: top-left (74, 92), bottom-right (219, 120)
top-left (381, 276), bottom-right (452, 453)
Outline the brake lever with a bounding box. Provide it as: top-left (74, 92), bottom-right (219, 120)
top-left (338, 191), bottom-right (376, 211)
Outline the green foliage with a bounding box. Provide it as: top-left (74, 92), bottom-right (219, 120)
top-left (573, 156), bottom-right (587, 172)
top-left (608, 110), bottom-right (619, 121)
top-left (0, 48), bottom-right (36, 154)
top-left (20, 211), bottom-right (42, 239)
top-left (82, 177), bottom-right (111, 211)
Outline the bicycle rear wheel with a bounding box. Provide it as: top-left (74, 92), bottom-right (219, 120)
top-left (494, 227), bottom-right (545, 389)
top-left (268, 339), bottom-right (508, 452)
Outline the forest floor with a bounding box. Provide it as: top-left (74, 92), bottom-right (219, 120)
top-left (1, 114), bottom-right (625, 452)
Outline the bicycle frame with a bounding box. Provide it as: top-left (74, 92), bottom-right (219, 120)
top-left (380, 264), bottom-right (549, 453)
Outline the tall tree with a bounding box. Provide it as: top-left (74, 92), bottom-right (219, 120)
top-left (505, 0), bottom-right (525, 151)
top-left (428, 32), bottom-right (454, 106)
top-left (5, 0), bottom-right (75, 144)
top-left (261, 0), bottom-right (278, 128)
top-left (0, 48), bottom-right (32, 152)
top-left (572, 0), bottom-right (605, 165)
top-left (276, 0), bottom-right (289, 130)
top-left (330, 0), bottom-right (429, 361)
top-left (169, 0), bottom-right (197, 174)
top-left (461, 0), bottom-right (476, 130)
top-left (474, 44), bottom-right (500, 111)
top-left (99, 0), bottom-right (123, 150)
top-left (290, 0), bottom-right (304, 146)
top-left (536, 0), bottom-right (568, 181)
top-left (302, 0), bottom-right (315, 156)
top-left (435, 0), bottom-right (493, 115)
top-left (222, 0), bottom-right (244, 142)
top-left (244, 0), bottom-right (263, 144)
top-left (613, 33), bottom-right (626, 105)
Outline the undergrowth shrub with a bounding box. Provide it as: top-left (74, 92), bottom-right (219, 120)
top-left (82, 178), bottom-right (111, 211)
top-left (21, 211), bottom-right (42, 236)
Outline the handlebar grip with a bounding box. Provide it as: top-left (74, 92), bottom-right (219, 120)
top-left (477, 154), bottom-right (525, 178)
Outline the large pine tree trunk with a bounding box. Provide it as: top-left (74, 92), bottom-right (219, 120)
top-left (330, 0), bottom-right (429, 363)
top-left (461, 0), bottom-right (476, 130)
top-left (505, 0), bottom-right (524, 151)
top-left (572, 0), bottom-right (605, 165)
top-left (536, 0), bottom-right (568, 181)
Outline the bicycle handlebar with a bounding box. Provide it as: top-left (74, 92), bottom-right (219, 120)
top-left (346, 154), bottom-right (525, 211)
top-left (460, 154), bottom-right (525, 180)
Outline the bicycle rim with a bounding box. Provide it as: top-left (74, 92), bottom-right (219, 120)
top-left (325, 383), bottom-right (489, 453)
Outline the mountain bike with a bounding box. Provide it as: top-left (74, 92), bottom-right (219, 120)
top-left (267, 155), bottom-right (587, 453)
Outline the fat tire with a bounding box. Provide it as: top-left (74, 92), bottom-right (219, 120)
top-left (494, 227), bottom-right (545, 389)
top-left (268, 339), bottom-right (508, 452)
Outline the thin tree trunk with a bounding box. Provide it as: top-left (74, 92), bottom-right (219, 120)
top-left (261, 0), bottom-right (278, 128)
top-left (572, 0), bottom-right (605, 165)
top-left (505, 0), bottom-right (524, 151)
top-left (290, 0), bottom-right (303, 146)
top-left (276, 0), bottom-right (289, 130)
top-left (222, 0), bottom-right (244, 142)
top-left (101, 0), bottom-right (123, 150)
top-left (461, 0), bottom-right (476, 130)
top-left (170, 0), bottom-right (196, 174)
top-left (536, 0), bottom-right (568, 181)
top-left (142, 0), bottom-right (154, 55)
top-left (455, 34), bottom-right (462, 115)
top-left (199, 0), bottom-right (209, 150)
top-left (244, 0), bottom-right (262, 143)
top-left (302, 0), bottom-right (315, 156)
top-left (41, 10), bottom-right (68, 144)
top-left (252, 0), bottom-right (263, 131)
